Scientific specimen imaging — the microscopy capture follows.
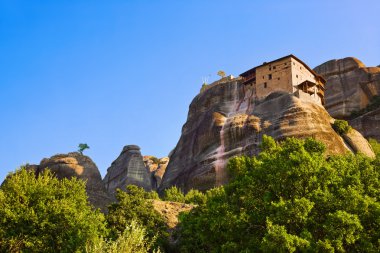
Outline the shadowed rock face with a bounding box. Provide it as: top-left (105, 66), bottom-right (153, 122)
top-left (13, 152), bottom-right (112, 212)
top-left (103, 145), bottom-right (152, 195)
top-left (314, 57), bottom-right (380, 141)
top-left (159, 79), bottom-right (374, 192)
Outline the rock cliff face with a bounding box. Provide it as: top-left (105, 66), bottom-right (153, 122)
top-left (103, 145), bottom-right (152, 195)
top-left (314, 57), bottom-right (380, 140)
top-left (17, 153), bottom-right (112, 211)
top-left (159, 79), bottom-right (374, 192)
top-left (143, 156), bottom-right (169, 189)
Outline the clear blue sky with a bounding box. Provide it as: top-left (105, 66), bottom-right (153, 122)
top-left (1, 0), bottom-right (379, 182)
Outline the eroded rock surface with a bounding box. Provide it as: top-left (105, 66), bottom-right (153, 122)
top-left (159, 79), bottom-right (374, 192)
top-left (143, 156), bottom-right (169, 189)
top-left (314, 57), bottom-right (380, 141)
top-left (6, 153), bottom-right (113, 212)
top-left (103, 145), bottom-right (152, 195)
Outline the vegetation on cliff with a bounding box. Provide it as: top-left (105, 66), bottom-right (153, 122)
top-left (106, 185), bottom-right (169, 250)
top-left (0, 169), bottom-right (162, 253)
top-left (177, 136), bottom-right (380, 252)
top-left (1, 136), bottom-right (379, 252)
top-left (0, 169), bottom-right (106, 252)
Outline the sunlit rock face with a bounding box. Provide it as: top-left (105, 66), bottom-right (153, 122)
top-left (314, 57), bottom-right (380, 141)
top-left (21, 152), bottom-right (112, 212)
top-left (143, 156), bottom-right (169, 189)
top-left (159, 79), bottom-right (374, 192)
top-left (103, 145), bottom-right (152, 195)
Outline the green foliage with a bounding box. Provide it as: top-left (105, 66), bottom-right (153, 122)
top-left (184, 189), bottom-right (207, 205)
top-left (106, 185), bottom-right (168, 250)
top-left (369, 138), bottom-right (380, 157)
top-left (78, 143), bottom-right (90, 155)
top-left (200, 83), bottom-right (208, 93)
top-left (145, 190), bottom-right (160, 200)
top-left (86, 220), bottom-right (161, 253)
top-left (0, 168), bottom-right (106, 253)
top-left (163, 186), bottom-right (185, 202)
top-left (332, 119), bottom-right (351, 135)
top-left (178, 135), bottom-right (380, 252)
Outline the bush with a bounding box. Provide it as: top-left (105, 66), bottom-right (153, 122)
top-left (369, 138), bottom-right (380, 157)
top-left (178, 136), bottom-right (380, 252)
top-left (0, 168), bottom-right (106, 252)
top-left (184, 189), bottom-right (207, 205)
top-left (163, 186), bottom-right (185, 202)
top-left (86, 220), bottom-right (161, 253)
top-left (332, 119), bottom-right (351, 135)
top-left (106, 185), bottom-right (168, 250)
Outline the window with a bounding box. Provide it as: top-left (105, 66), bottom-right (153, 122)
top-left (264, 82), bottom-right (267, 88)
top-left (300, 67), bottom-right (302, 70)
top-left (278, 77), bottom-right (280, 80)
top-left (263, 76), bottom-right (265, 79)
top-left (269, 67), bottom-right (271, 70)
top-left (268, 74), bottom-right (272, 80)
top-left (296, 75), bottom-right (298, 78)
top-left (273, 66), bottom-right (276, 69)
top-left (285, 63), bottom-right (287, 65)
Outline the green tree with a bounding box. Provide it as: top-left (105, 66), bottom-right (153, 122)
top-left (106, 185), bottom-right (168, 250)
top-left (163, 186), bottom-right (185, 202)
top-left (332, 119), bottom-right (351, 135)
top-left (78, 143), bottom-right (90, 155)
top-left (178, 136), bottom-right (380, 252)
top-left (86, 220), bottom-right (161, 253)
top-left (217, 70), bottom-right (226, 78)
top-left (184, 189), bottom-right (207, 205)
top-left (369, 138), bottom-right (380, 157)
top-left (0, 168), bottom-right (106, 253)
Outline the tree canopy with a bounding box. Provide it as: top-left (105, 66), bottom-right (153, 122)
top-left (0, 168), bottom-right (106, 252)
top-left (178, 136), bottom-right (380, 252)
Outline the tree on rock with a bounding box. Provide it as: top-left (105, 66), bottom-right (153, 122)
top-left (78, 143), bottom-right (90, 155)
top-left (217, 70), bottom-right (226, 78)
top-left (0, 168), bottom-right (106, 252)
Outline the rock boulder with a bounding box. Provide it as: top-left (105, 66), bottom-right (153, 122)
top-left (314, 57), bottom-right (380, 141)
top-left (103, 145), bottom-right (152, 195)
top-left (159, 79), bottom-right (375, 192)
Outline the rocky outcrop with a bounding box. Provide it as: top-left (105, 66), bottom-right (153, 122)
top-left (159, 79), bottom-right (375, 192)
top-left (144, 156), bottom-right (169, 189)
top-left (342, 128), bottom-right (375, 158)
top-left (349, 108), bottom-right (380, 141)
top-left (7, 153), bottom-right (112, 212)
top-left (314, 57), bottom-right (380, 141)
top-left (103, 145), bottom-right (152, 195)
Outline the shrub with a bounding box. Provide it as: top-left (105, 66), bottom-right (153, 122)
top-left (86, 220), bottom-right (161, 253)
top-left (184, 189), bottom-right (207, 205)
top-left (178, 136), bottom-right (380, 252)
top-left (0, 168), bottom-right (106, 252)
top-left (332, 119), bottom-right (351, 135)
top-left (163, 186), bottom-right (185, 202)
top-left (369, 138), bottom-right (380, 157)
top-left (106, 185), bottom-right (168, 249)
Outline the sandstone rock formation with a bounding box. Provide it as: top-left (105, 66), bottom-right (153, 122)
top-left (39, 152), bottom-right (112, 211)
top-left (103, 145), bottom-right (152, 195)
top-left (314, 57), bottom-right (380, 141)
top-left (159, 79), bottom-right (375, 192)
top-left (349, 108), bottom-right (380, 141)
top-left (5, 153), bottom-right (112, 212)
top-left (143, 156), bottom-right (169, 189)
